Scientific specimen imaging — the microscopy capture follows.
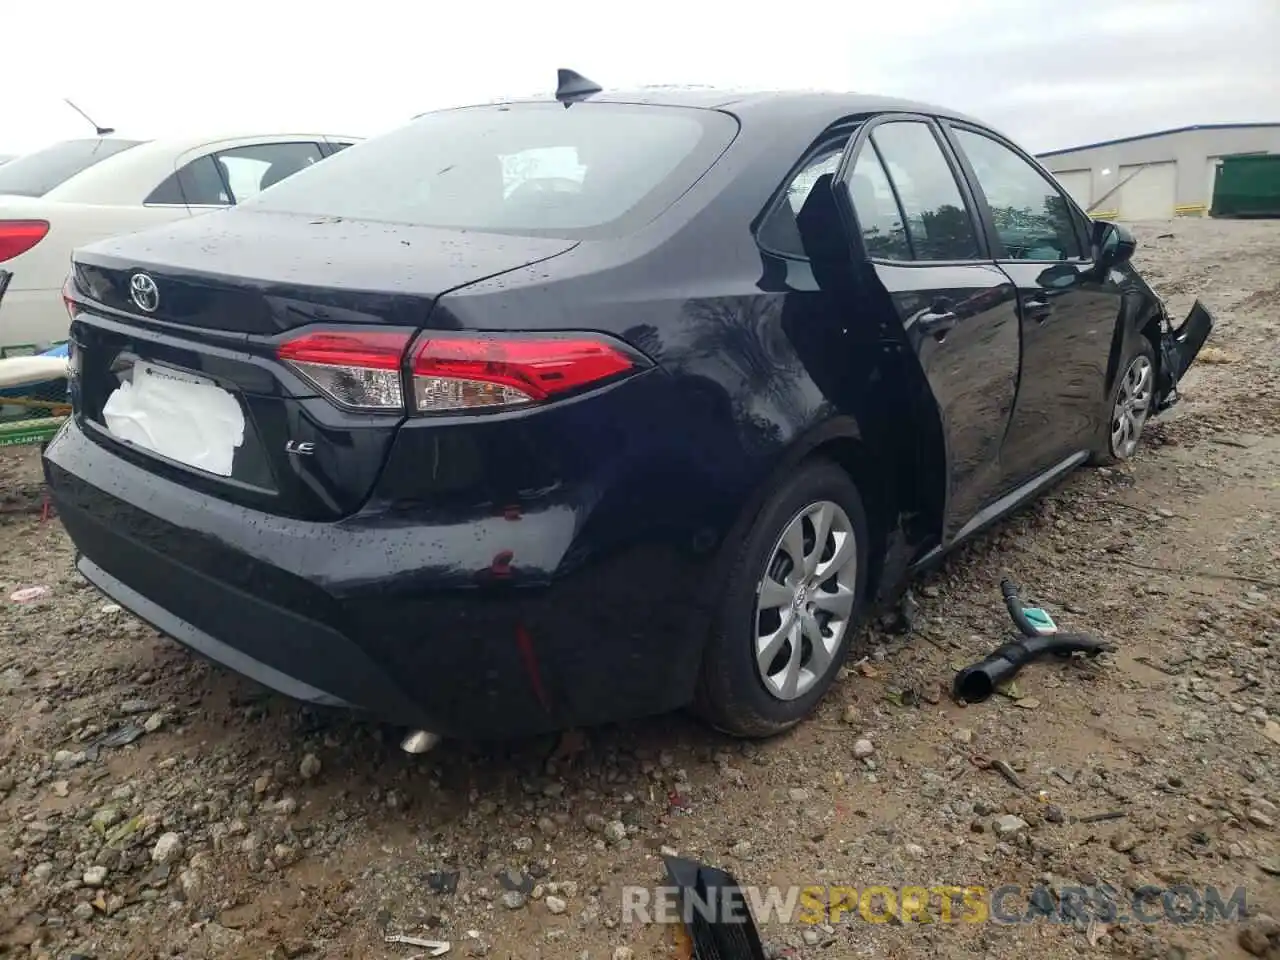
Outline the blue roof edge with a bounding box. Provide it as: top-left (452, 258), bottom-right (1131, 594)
top-left (1036, 122), bottom-right (1280, 159)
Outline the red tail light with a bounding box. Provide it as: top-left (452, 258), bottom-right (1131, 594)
top-left (409, 334), bottom-right (639, 413)
top-left (0, 220), bottom-right (50, 263)
top-left (276, 329), bottom-right (644, 415)
top-left (278, 330), bottom-right (411, 411)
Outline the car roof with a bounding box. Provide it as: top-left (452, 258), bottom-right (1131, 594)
top-left (441, 87), bottom-right (989, 130)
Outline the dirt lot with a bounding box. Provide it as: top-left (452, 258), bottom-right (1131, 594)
top-left (1, 216), bottom-right (1278, 960)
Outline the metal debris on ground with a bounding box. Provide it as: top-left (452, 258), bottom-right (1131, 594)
top-left (663, 855), bottom-right (767, 960)
top-left (970, 754), bottom-right (1026, 791)
top-left (384, 934), bottom-right (450, 956)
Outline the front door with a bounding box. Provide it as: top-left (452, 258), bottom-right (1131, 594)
top-left (943, 124), bottom-right (1123, 486)
top-left (836, 117), bottom-right (1022, 544)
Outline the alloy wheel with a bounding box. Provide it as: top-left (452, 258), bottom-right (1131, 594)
top-left (1110, 354), bottom-right (1154, 460)
top-left (754, 499), bottom-right (858, 701)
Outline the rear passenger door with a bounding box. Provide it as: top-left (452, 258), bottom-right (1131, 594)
top-left (834, 116), bottom-right (1022, 543)
top-left (942, 123), bottom-right (1120, 484)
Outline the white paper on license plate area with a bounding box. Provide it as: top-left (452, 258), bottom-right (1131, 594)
top-left (102, 361), bottom-right (245, 477)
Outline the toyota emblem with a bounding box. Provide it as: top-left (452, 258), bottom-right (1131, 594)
top-left (129, 273), bottom-right (160, 313)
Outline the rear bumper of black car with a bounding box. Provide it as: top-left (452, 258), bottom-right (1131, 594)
top-left (43, 417), bottom-right (711, 739)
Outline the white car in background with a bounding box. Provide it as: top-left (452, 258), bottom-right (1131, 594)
top-left (0, 132), bottom-right (358, 353)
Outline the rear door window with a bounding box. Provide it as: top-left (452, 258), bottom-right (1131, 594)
top-left (0, 139), bottom-right (145, 197)
top-left (866, 121), bottom-right (982, 261)
top-left (245, 102), bottom-right (738, 240)
top-left (213, 142), bottom-right (324, 202)
top-left (145, 156), bottom-right (231, 206)
top-left (756, 143), bottom-right (846, 258)
top-left (847, 147), bottom-right (912, 261)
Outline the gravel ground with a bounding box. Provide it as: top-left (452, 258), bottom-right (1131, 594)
top-left (1, 217), bottom-right (1279, 960)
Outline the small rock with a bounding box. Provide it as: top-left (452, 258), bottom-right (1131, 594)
top-left (802, 928), bottom-right (821, 945)
top-left (514, 836), bottom-right (534, 852)
top-left (143, 712), bottom-right (165, 733)
top-left (501, 890), bottom-right (527, 910)
top-left (603, 821), bottom-right (627, 844)
top-left (613, 949), bottom-right (634, 960)
top-left (904, 843), bottom-right (926, 858)
top-left (1238, 916), bottom-right (1280, 956)
top-left (952, 728), bottom-right (973, 745)
top-left (72, 902), bottom-right (94, 922)
top-left (1248, 809), bottom-right (1275, 829)
top-left (82, 865), bottom-right (108, 887)
top-left (788, 788), bottom-right (810, 802)
top-left (51, 780), bottom-right (70, 798)
top-left (546, 895), bottom-right (567, 915)
top-left (841, 704), bottom-right (858, 725)
top-left (299, 753), bottom-right (321, 780)
top-left (119, 699), bottom-right (154, 715)
top-left (730, 840), bottom-right (752, 858)
top-left (151, 832), bottom-right (184, 864)
top-left (90, 806), bottom-right (122, 831)
top-left (1111, 833), bottom-right (1138, 853)
top-left (853, 739), bottom-right (875, 759)
top-left (53, 749), bottom-right (84, 769)
top-left (993, 815), bottom-right (1028, 838)
top-left (179, 869), bottom-right (203, 898)
top-left (273, 844), bottom-right (299, 866)
top-left (1262, 720), bottom-right (1280, 746)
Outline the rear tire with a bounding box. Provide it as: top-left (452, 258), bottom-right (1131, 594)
top-left (1091, 338), bottom-right (1156, 466)
top-left (695, 459), bottom-right (868, 738)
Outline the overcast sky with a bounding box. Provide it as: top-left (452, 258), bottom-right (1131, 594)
top-left (3, 0), bottom-right (1276, 157)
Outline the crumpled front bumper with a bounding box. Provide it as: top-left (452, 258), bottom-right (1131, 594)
top-left (1155, 298), bottom-right (1215, 412)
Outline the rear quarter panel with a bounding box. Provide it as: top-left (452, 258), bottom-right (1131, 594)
top-left (418, 114), bottom-right (928, 599)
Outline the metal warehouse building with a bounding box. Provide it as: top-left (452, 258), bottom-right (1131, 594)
top-left (1037, 122), bottom-right (1280, 220)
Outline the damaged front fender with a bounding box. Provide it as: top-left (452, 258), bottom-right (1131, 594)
top-left (1155, 298), bottom-right (1215, 413)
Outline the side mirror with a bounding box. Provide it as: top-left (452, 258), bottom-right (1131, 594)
top-left (1092, 219), bottom-right (1136, 269)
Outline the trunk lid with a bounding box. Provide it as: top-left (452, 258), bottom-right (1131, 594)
top-left (68, 210), bottom-right (578, 521)
top-left (72, 208), bottom-right (577, 332)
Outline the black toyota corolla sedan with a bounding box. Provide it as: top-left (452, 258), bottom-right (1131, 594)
top-left (44, 72), bottom-right (1212, 743)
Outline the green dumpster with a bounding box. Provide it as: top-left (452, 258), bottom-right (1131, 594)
top-left (1211, 154), bottom-right (1280, 218)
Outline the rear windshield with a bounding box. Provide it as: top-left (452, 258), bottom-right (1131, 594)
top-left (0, 138), bottom-right (145, 197)
top-left (245, 102), bottom-right (738, 239)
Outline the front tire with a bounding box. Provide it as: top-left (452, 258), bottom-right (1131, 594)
top-left (695, 460), bottom-right (868, 738)
top-left (1092, 338), bottom-right (1156, 465)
